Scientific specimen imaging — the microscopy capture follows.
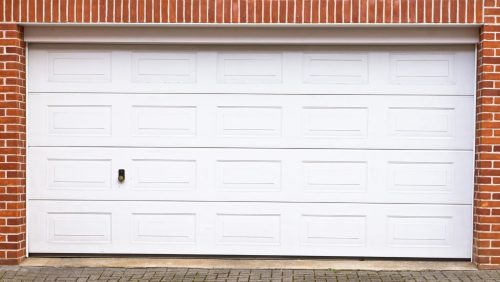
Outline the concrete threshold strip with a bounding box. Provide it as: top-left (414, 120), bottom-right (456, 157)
top-left (21, 257), bottom-right (477, 271)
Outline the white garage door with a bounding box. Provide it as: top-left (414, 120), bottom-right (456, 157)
top-left (27, 44), bottom-right (475, 258)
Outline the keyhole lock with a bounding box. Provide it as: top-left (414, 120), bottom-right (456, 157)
top-left (118, 169), bottom-right (125, 183)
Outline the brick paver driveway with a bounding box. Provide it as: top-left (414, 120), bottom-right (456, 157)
top-left (0, 267), bottom-right (500, 281)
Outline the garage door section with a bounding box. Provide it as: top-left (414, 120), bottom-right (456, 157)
top-left (28, 45), bottom-right (474, 258)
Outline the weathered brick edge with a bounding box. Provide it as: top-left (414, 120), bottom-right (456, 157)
top-left (1, 0), bottom-right (499, 268)
top-left (0, 24), bottom-right (26, 265)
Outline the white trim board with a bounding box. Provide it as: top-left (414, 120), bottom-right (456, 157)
top-left (24, 26), bottom-right (480, 44)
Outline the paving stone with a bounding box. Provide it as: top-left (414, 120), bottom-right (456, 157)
top-left (0, 266), bottom-right (499, 281)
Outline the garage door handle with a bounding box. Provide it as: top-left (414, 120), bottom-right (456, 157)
top-left (118, 169), bottom-right (125, 183)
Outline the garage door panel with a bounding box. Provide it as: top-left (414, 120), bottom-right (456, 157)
top-left (46, 51), bottom-right (112, 83)
top-left (45, 212), bottom-right (112, 243)
top-left (28, 44), bottom-right (474, 259)
top-left (29, 148), bottom-right (473, 204)
top-left (28, 45), bottom-right (474, 95)
top-left (131, 51), bottom-right (197, 83)
top-left (45, 158), bottom-right (112, 190)
top-left (28, 201), bottom-right (471, 258)
top-left (28, 94), bottom-right (474, 149)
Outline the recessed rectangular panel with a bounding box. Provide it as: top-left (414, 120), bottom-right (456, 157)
top-left (217, 106), bottom-right (282, 136)
top-left (131, 52), bottom-right (196, 83)
top-left (302, 107), bottom-right (368, 137)
top-left (216, 214), bottom-right (281, 245)
top-left (48, 106), bottom-right (111, 136)
top-left (47, 159), bottom-right (112, 190)
top-left (217, 53), bottom-right (282, 83)
top-left (303, 53), bottom-right (368, 84)
top-left (388, 162), bottom-right (453, 192)
top-left (132, 159), bottom-right (196, 190)
top-left (48, 51), bottom-right (111, 82)
top-left (301, 215), bottom-right (366, 246)
top-left (132, 213), bottom-right (196, 243)
top-left (303, 161), bottom-right (367, 192)
top-left (47, 212), bottom-right (111, 243)
top-left (132, 106), bottom-right (196, 136)
top-left (389, 107), bottom-right (454, 137)
top-left (390, 53), bottom-right (455, 84)
top-left (216, 161), bottom-right (281, 191)
top-left (388, 216), bottom-right (452, 247)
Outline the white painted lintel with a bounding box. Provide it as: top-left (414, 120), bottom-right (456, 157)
top-left (24, 26), bottom-right (479, 45)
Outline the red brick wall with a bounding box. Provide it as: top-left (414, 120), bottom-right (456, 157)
top-left (0, 0), bottom-right (499, 268)
top-left (0, 0), bottom-right (486, 24)
top-left (0, 24), bottom-right (26, 265)
top-left (474, 0), bottom-right (500, 270)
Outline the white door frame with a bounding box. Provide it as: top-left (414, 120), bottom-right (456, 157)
top-left (23, 25), bottom-right (479, 259)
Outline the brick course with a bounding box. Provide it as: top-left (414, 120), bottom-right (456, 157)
top-left (0, 0), bottom-right (486, 24)
top-left (0, 0), bottom-right (499, 269)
